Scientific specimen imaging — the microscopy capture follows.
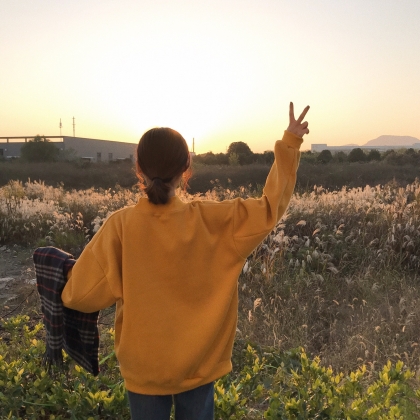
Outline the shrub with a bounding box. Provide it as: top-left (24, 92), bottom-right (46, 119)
top-left (348, 148), bottom-right (367, 162)
top-left (300, 151), bottom-right (318, 164)
top-left (264, 349), bottom-right (420, 419)
top-left (1, 316), bottom-right (419, 419)
top-left (0, 315), bottom-right (130, 419)
top-left (333, 151), bottom-right (348, 163)
top-left (227, 142), bottom-right (253, 165)
top-left (384, 149), bottom-right (420, 166)
top-left (251, 151), bottom-right (275, 165)
top-left (193, 152), bottom-right (229, 165)
top-left (58, 147), bottom-right (79, 162)
top-left (20, 135), bottom-right (60, 162)
top-left (229, 153), bottom-right (240, 166)
top-left (367, 149), bottom-right (381, 161)
top-left (317, 149), bottom-right (333, 164)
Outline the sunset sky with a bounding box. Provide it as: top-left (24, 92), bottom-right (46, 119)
top-left (1, 0), bottom-right (419, 153)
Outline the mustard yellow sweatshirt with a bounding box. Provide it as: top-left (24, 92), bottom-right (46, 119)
top-left (62, 130), bottom-right (303, 395)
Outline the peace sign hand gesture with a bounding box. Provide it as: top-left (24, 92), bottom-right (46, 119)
top-left (287, 102), bottom-right (310, 137)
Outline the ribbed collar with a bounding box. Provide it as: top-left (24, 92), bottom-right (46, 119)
top-left (135, 196), bottom-right (186, 214)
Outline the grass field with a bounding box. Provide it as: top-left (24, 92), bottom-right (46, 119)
top-left (1, 175), bottom-right (420, 417)
top-left (1, 178), bottom-right (420, 368)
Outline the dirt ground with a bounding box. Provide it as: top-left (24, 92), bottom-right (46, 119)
top-left (0, 245), bottom-right (41, 318)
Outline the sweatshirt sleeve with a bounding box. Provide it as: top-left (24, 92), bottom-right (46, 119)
top-left (61, 216), bottom-right (123, 313)
top-left (232, 130), bottom-right (302, 258)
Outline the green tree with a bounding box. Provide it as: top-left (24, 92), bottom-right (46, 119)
top-left (317, 149), bottom-right (333, 164)
top-left (367, 149), bottom-right (381, 161)
top-left (214, 153), bottom-right (229, 165)
top-left (383, 148), bottom-right (420, 165)
top-left (263, 150), bottom-right (274, 165)
top-left (348, 148), bottom-right (366, 162)
top-left (253, 151), bottom-right (275, 165)
top-left (227, 141), bottom-right (253, 165)
top-left (20, 135), bottom-right (59, 162)
top-left (228, 152), bottom-right (240, 166)
top-left (193, 152), bottom-right (229, 165)
top-left (333, 151), bottom-right (348, 163)
top-left (300, 151), bottom-right (317, 164)
top-left (382, 149), bottom-right (396, 161)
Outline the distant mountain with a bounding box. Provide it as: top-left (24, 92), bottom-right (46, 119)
top-left (364, 135), bottom-right (420, 147)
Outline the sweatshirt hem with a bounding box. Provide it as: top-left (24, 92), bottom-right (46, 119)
top-left (123, 360), bottom-right (232, 395)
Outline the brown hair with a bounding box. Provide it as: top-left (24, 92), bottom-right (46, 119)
top-left (136, 127), bottom-right (191, 205)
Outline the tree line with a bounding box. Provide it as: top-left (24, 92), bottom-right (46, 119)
top-left (304, 147), bottom-right (420, 166)
top-left (3, 136), bottom-right (420, 167)
top-left (193, 141), bottom-right (275, 166)
top-left (195, 143), bottom-right (420, 167)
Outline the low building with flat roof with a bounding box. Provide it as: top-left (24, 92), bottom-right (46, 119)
top-left (0, 136), bottom-right (137, 162)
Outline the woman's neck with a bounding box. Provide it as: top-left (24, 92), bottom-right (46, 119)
top-left (168, 187), bottom-right (176, 199)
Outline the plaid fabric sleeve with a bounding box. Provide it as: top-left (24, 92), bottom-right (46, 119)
top-left (34, 247), bottom-right (100, 375)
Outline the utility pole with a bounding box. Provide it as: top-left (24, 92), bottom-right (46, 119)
top-left (72, 117), bottom-right (75, 137)
top-left (193, 138), bottom-right (195, 153)
top-left (59, 118), bottom-right (62, 136)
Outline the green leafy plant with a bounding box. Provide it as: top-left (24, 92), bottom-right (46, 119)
top-left (1, 316), bottom-right (419, 419)
top-left (0, 315), bottom-right (129, 419)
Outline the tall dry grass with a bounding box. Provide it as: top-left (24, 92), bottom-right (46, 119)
top-left (235, 182), bottom-right (420, 372)
top-left (1, 179), bottom-right (420, 373)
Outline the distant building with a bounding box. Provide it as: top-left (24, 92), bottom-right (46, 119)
top-left (0, 136), bottom-right (137, 162)
top-left (311, 143), bottom-right (420, 153)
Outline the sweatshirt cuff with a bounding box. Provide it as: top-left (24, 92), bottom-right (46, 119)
top-left (280, 130), bottom-right (304, 149)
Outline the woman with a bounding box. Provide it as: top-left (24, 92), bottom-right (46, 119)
top-left (62, 102), bottom-right (310, 419)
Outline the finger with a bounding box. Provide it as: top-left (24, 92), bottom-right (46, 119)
top-left (301, 121), bottom-right (308, 129)
top-left (289, 102), bottom-right (295, 122)
top-left (296, 105), bottom-right (310, 124)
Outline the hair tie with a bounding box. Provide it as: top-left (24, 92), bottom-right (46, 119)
top-left (152, 177), bottom-right (172, 183)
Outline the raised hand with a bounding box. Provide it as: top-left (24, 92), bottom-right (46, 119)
top-left (287, 102), bottom-right (310, 137)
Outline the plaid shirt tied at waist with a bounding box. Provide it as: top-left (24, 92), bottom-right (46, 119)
top-left (33, 246), bottom-right (99, 375)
